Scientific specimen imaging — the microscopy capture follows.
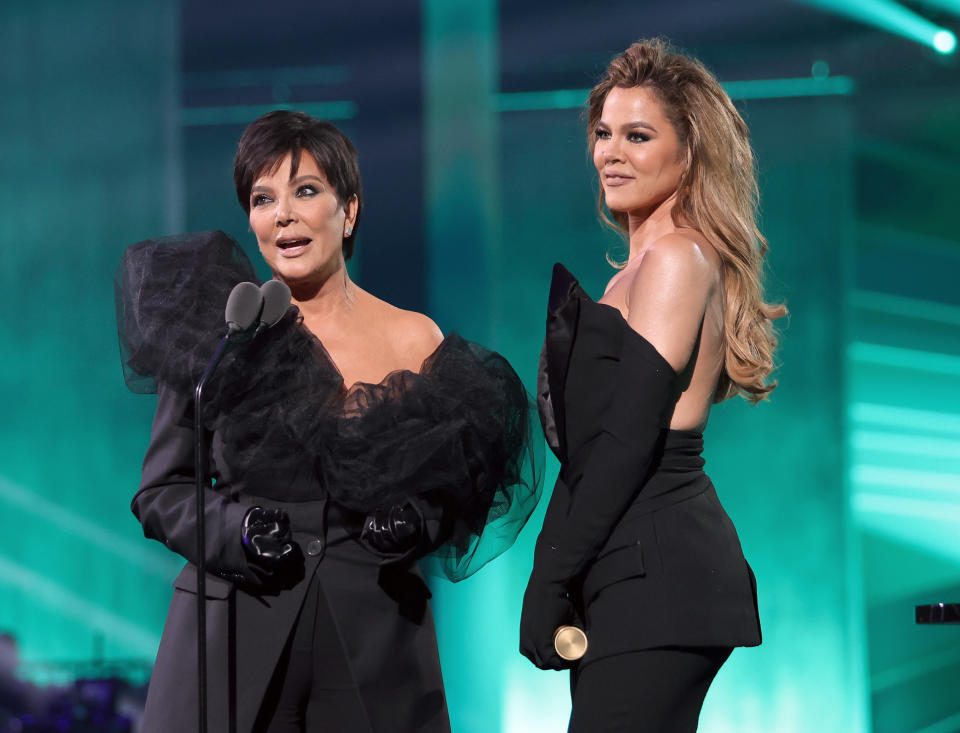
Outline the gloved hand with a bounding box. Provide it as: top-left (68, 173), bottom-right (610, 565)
top-left (519, 572), bottom-right (580, 670)
top-left (241, 506), bottom-right (300, 572)
top-left (361, 502), bottom-right (424, 555)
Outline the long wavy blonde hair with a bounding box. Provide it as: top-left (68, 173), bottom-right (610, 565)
top-left (587, 39), bottom-right (786, 403)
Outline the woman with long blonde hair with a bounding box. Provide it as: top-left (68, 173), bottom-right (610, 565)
top-left (520, 39), bottom-right (785, 731)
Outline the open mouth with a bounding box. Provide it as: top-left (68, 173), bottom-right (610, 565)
top-left (277, 238), bottom-right (311, 249)
top-left (276, 238), bottom-right (311, 258)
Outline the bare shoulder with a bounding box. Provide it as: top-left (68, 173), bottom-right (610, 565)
top-left (392, 307), bottom-right (444, 355)
top-left (355, 288), bottom-right (442, 348)
top-left (632, 233), bottom-right (718, 288)
top-left (621, 233), bottom-right (719, 372)
top-left (362, 294), bottom-right (443, 366)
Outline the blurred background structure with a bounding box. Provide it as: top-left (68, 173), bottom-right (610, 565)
top-left (1, 1), bottom-right (959, 730)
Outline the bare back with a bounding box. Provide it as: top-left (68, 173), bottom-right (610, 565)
top-left (599, 232), bottom-right (725, 431)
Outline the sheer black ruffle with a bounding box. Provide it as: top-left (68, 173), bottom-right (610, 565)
top-left (115, 230), bottom-right (541, 581)
top-left (114, 230), bottom-right (259, 394)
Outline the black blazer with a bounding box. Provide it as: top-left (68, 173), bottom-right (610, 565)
top-left (133, 383), bottom-right (451, 733)
top-left (521, 264), bottom-right (760, 669)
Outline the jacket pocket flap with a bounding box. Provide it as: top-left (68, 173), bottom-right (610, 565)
top-left (173, 564), bottom-right (235, 599)
top-left (582, 541), bottom-right (645, 605)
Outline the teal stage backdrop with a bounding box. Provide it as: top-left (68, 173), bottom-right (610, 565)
top-left (1, 1), bottom-right (959, 731)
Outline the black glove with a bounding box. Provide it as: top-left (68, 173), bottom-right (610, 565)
top-left (519, 572), bottom-right (580, 670)
top-left (241, 506), bottom-right (300, 573)
top-left (361, 502), bottom-right (424, 555)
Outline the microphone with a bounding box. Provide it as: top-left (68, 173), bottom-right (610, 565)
top-left (193, 279), bottom-right (263, 733)
top-left (256, 279), bottom-right (291, 334)
top-left (225, 281), bottom-right (265, 333)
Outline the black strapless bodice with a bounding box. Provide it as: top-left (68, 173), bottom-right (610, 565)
top-left (537, 262), bottom-right (679, 476)
top-left (523, 263), bottom-right (761, 663)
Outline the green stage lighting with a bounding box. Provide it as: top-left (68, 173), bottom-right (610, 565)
top-left (933, 29), bottom-right (957, 53)
top-left (799, 0), bottom-right (957, 53)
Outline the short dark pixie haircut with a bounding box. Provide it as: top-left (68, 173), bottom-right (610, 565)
top-left (234, 110), bottom-right (363, 260)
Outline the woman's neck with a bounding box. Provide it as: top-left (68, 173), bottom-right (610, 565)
top-left (625, 193), bottom-right (680, 262)
top-left (284, 262), bottom-right (357, 321)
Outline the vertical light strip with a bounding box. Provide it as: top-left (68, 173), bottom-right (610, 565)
top-left (837, 113), bottom-right (871, 733)
top-left (423, 0), bottom-right (499, 341)
top-left (162, 0), bottom-right (184, 234)
top-left (423, 3), bottom-right (505, 732)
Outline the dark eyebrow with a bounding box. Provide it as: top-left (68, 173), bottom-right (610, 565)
top-left (596, 120), bottom-right (659, 133)
top-left (288, 174), bottom-right (324, 186)
top-left (250, 174), bottom-right (324, 195)
top-left (626, 120), bottom-right (657, 133)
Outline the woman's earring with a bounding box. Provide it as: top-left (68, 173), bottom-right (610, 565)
top-left (345, 227), bottom-right (353, 236)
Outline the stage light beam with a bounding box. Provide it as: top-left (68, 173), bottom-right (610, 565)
top-left (797, 0), bottom-right (957, 54)
top-left (933, 29), bottom-right (957, 53)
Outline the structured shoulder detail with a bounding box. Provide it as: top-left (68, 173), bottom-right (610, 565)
top-left (541, 262), bottom-right (588, 462)
top-left (616, 314), bottom-right (678, 379)
top-left (540, 263), bottom-right (681, 460)
top-left (537, 343), bottom-right (561, 459)
top-left (549, 262), bottom-right (581, 315)
top-left (547, 262), bottom-right (674, 374)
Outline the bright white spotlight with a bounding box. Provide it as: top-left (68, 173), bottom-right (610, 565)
top-left (933, 29), bottom-right (957, 53)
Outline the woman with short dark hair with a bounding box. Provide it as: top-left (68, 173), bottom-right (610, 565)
top-left (117, 110), bottom-right (539, 733)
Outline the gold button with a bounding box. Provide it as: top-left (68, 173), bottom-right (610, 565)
top-left (553, 625), bottom-right (588, 661)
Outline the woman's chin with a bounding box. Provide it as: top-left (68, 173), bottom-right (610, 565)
top-left (605, 193), bottom-right (673, 222)
top-left (269, 258), bottom-right (340, 289)
top-left (266, 262), bottom-right (308, 285)
top-left (603, 191), bottom-right (635, 213)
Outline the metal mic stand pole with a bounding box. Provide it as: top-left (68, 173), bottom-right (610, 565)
top-left (194, 334), bottom-right (233, 733)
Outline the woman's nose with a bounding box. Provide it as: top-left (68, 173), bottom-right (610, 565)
top-left (602, 143), bottom-right (623, 165)
top-left (275, 197), bottom-right (294, 226)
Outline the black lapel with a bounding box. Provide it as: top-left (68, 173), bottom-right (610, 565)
top-left (544, 263), bottom-right (581, 463)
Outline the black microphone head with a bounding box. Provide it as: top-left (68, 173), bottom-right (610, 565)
top-left (259, 279), bottom-right (292, 329)
top-left (225, 281), bottom-right (263, 332)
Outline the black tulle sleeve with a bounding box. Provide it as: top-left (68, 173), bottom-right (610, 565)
top-left (318, 336), bottom-right (543, 582)
top-left (114, 230), bottom-right (260, 394)
top-left (115, 230), bottom-right (542, 582)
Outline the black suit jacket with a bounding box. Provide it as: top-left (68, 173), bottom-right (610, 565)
top-left (521, 264), bottom-right (760, 668)
top-left (133, 384), bottom-right (451, 733)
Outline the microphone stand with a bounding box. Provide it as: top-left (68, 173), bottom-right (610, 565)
top-left (194, 332), bottom-right (236, 733)
top-left (190, 279), bottom-right (284, 733)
